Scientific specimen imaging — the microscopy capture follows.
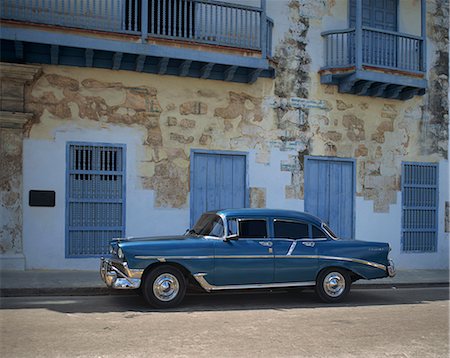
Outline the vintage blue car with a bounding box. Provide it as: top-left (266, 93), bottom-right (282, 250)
top-left (100, 209), bottom-right (395, 307)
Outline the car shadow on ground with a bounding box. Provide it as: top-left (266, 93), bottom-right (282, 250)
top-left (1, 287), bottom-right (448, 314)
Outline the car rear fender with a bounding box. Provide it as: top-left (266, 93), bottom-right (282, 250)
top-left (317, 261), bottom-right (386, 281)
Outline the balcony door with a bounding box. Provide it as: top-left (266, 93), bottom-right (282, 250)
top-left (350, 0), bottom-right (398, 68)
top-left (350, 0), bottom-right (397, 31)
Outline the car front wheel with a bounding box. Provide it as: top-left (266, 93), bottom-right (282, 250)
top-left (143, 265), bottom-right (186, 308)
top-left (315, 268), bottom-right (351, 303)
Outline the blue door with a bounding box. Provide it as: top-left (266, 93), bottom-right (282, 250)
top-left (190, 150), bottom-right (248, 227)
top-left (304, 157), bottom-right (355, 240)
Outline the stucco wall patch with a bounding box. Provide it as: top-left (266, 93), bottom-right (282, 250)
top-left (250, 187), bottom-right (267, 208)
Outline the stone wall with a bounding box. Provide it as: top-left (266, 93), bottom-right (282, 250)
top-left (14, 0), bottom-right (449, 270)
top-left (0, 63), bottom-right (40, 269)
top-left (271, 0), bottom-right (449, 213)
top-left (24, 66), bottom-right (280, 210)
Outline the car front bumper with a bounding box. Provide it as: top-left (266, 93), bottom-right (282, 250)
top-left (387, 260), bottom-right (396, 277)
top-left (100, 257), bottom-right (142, 289)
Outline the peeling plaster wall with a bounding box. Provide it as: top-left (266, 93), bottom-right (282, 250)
top-left (271, 0), bottom-right (448, 212)
top-left (22, 65), bottom-right (301, 269)
top-left (0, 128), bottom-right (24, 255)
top-left (270, 0), bottom-right (448, 268)
top-left (20, 0), bottom-right (448, 270)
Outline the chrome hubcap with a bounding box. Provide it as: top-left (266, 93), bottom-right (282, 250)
top-left (323, 272), bottom-right (345, 297)
top-left (153, 273), bottom-right (179, 302)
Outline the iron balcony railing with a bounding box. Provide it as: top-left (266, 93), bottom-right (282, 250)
top-left (1, 0), bottom-right (273, 56)
top-left (322, 26), bottom-right (425, 73)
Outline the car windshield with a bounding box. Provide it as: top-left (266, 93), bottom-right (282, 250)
top-left (190, 214), bottom-right (224, 237)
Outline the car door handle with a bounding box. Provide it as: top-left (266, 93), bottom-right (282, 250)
top-left (259, 241), bottom-right (273, 247)
top-left (302, 242), bottom-right (315, 247)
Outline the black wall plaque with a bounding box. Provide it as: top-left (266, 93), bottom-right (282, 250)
top-left (29, 190), bottom-right (55, 207)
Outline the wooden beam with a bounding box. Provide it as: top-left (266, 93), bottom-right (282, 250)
top-left (354, 81), bottom-right (373, 96)
top-left (14, 41), bottom-right (23, 60)
top-left (200, 63), bottom-right (214, 79)
top-left (400, 87), bottom-right (419, 100)
top-left (158, 57), bottom-right (169, 75)
top-left (384, 85), bottom-right (405, 99)
top-left (112, 52), bottom-right (123, 70)
top-left (338, 77), bottom-right (355, 93)
top-left (248, 68), bottom-right (262, 84)
top-left (85, 49), bottom-right (94, 67)
top-left (368, 83), bottom-right (388, 97)
top-left (50, 45), bottom-right (59, 65)
top-left (136, 55), bottom-right (146, 72)
top-left (179, 60), bottom-right (192, 77)
top-left (224, 65), bottom-right (238, 81)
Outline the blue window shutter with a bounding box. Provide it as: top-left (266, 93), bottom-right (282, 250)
top-left (66, 143), bottom-right (126, 257)
top-left (401, 162), bottom-right (438, 252)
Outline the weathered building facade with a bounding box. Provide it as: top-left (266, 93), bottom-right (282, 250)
top-left (0, 0), bottom-right (448, 270)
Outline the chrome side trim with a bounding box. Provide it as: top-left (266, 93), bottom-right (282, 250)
top-left (319, 255), bottom-right (387, 271)
top-left (278, 255), bottom-right (318, 260)
top-left (135, 255), bottom-right (212, 260)
top-left (276, 255), bottom-right (387, 271)
top-left (193, 273), bottom-right (316, 292)
top-left (135, 255), bottom-right (274, 260)
top-left (286, 241), bottom-right (297, 256)
top-left (133, 255), bottom-right (387, 271)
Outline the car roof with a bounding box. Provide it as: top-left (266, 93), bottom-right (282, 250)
top-left (212, 208), bottom-right (324, 226)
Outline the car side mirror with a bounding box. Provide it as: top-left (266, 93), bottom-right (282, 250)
top-left (224, 234), bottom-right (239, 241)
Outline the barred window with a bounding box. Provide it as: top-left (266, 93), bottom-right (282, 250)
top-left (401, 162), bottom-right (438, 252)
top-left (66, 143), bottom-right (125, 257)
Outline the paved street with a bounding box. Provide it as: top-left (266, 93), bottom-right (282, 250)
top-left (1, 287), bottom-right (448, 358)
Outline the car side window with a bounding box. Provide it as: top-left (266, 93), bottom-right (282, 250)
top-left (274, 220), bottom-right (309, 240)
top-left (239, 220), bottom-right (267, 238)
top-left (227, 218), bottom-right (238, 236)
top-left (312, 225), bottom-right (328, 239)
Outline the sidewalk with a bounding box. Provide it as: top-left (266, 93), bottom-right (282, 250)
top-left (0, 269), bottom-right (448, 297)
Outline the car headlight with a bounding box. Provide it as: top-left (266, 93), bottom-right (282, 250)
top-left (117, 247), bottom-right (124, 260)
top-left (109, 245), bottom-right (114, 255)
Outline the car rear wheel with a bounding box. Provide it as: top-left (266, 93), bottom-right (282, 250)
top-left (315, 268), bottom-right (351, 303)
top-left (143, 265), bottom-right (186, 308)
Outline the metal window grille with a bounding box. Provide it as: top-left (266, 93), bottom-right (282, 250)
top-left (401, 162), bottom-right (438, 252)
top-left (66, 143), bottom-right (126, 257)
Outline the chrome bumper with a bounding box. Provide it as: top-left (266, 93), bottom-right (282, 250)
top-left (100, 257), bottom-right (141, 289)
top-left (387, 260), bottom-right (396, 277)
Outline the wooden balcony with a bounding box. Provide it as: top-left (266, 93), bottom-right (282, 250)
top-left (319, 2), bottom-right (427, 101)
top-left (0, 0), bottom-right (274, 83)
